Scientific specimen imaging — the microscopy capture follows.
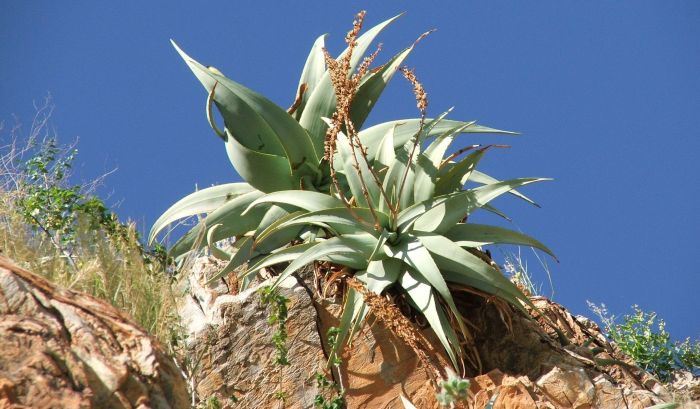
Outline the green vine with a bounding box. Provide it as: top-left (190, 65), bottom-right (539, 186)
top-left (314, 327), bottom-right (345, 409)
top-left (258, 285), bottom-right (290, 366)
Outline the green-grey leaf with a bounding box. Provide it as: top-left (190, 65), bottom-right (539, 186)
top-left (299, 13), bottom-right (403, 144)
top-left (172, 41), bottom-right (321, 178)
top-left (359, 119), bottom-right (515, 161)
top-left (445, 223), bottom-right (557, 260)
top-left (170, 190), bottom-right (266, 258)
top-left (245, 190), bottom-right (345, 214)
top-left (399, 269), bottom-right (461, 368)
top-left (350, 45), bottom-right (414, 130)
top-left (294, 34), bottom-right (327, 120)
top-left (434, 148), bottom-right (487, 195)
top-left (411, 178), bottom-right (550, 234)
top-left (470, 169), bottom-right (539, 207)
top-left (271, 234), bottom-right (378, 290)
top-left (356, 258), bottom-right (402, 294)
top-left (149, 182), bottom-right (255, 244)
top-left (224, 130), bottom-right (296, 192)
top-left (387, 238), bottom-right (467, 339)
top-left (416, 232), bottom-right (532, 313)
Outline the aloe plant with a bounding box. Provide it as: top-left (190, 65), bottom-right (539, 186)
top-left (151, 11), bottom-right (555, 372)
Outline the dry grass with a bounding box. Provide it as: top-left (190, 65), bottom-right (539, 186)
top-left (0, 99), bottom-right (180, 345)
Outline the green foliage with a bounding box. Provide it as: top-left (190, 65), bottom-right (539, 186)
top-left (589, 303), bottom-right (700, 382)
top-left (258, 286), bottom-right (290, 366)
top-left (313, 372), bottom-right (344, 409)
top-left (155, 12), bottom-right (554, 373)
top-left (436, 369), bottom-right (470, 407)
top-left (1, 106), bottom-right (177, 345)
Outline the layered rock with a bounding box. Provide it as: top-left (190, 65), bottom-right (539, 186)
top-left (182, 256), bottom-right (685, 408)
top-left (0, 256), bottom-right (188, 409)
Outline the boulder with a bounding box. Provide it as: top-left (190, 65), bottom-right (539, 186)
top-left (0, 256), bottom-right (188, 409)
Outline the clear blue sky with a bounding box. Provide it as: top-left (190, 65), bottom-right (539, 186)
top-left (2, 1), bottom-right (699, 340)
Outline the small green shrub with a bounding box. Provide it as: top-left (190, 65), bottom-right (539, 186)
top-left (436, 368), bottom-right (470, 407)
top-left (589, 302), bottom-right (700, 382)
top-left (1, 101), bottom-right (177, 345)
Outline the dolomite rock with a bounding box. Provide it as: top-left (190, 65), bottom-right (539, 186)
top-left (181, 257), bottom-right (325, 408)
top-left (0, 256), bottom-right (188, 409)
top-left (184, 256), bottom-right (679, 409)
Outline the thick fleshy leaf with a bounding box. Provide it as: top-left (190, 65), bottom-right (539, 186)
top-left (416, 232), bottom-right (532, 313)
top-left (469, 169), bottom-right (539, 207)
top-left (224, 130), bottom-right (296, 192)
top-left (413, 124), bottom-right (467, 203)
top-left (409, 178), bottom-right (550, 234)
top-left (445, 224), bottom-right (557, 260)
top-left (271, 234), bottom-right (378, 290)
top-left (330, 286), bottom-right (372, 365)
top-left (299, 13), bottom-right (403, 144)
top-left (399, 269), bottom-right (462, 368)
top-left (336, 132), bottom-right (380, 208)
top-left (356, 258), bottom-right (402, 294)
top-left (172, 41), bottom-right (321, 180)
top-left (240, 242), bottom-right (316, 282)
top-left (245, 190), bottom-right (345, 214)
top-left (434, 148), bottom-right (488, 195)
top-left (273, 207), bottom-right (388, 235)
top-left (350, 45), bottom-right (414, 130)
top-left (386, 237), bottom-right (468, 342)
top-left (359, 119), bottom-right (515, 160)
top-left (149, 182), bottom-right (255, 244)
top-left (170, 190), bottom-right (266, 258)
top-left (207, 235), bottom-right (254, 284)
top-left (374, 124), bottom-right (397, 170)
top-left (293, 34), bottom-right (327, 120)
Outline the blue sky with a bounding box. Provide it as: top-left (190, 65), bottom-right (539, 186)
top-left (2, 1), bottom-right (699, 340)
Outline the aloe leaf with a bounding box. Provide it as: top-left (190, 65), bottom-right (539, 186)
top-left (374, 124), bottom-right (397, 170)
top-left (410, 178), bottom-right (550, 234)
top-left (170, 190), bottom-right (266, 258)
top-left (359, 119), bottom-right (515, 161)
top-left (386, 238), bottom-right (468, 345)
top-left (416, 232), bottom-right (532, 313)
top-left (445, 224), bottom-right (557, 260)
top-left (482, 203), bottom-right (512, 221)
top-left (254, 210), bottom-right (308, 243)
top-left (350, 44), bottom-right (414, 130)
top-left (206, 235), bottom-right (254, 284)
top-left (469, 169), bottom-right (539, 207)
top-left (206, 224), bottom-right (231, 261)
top-left (294, 34), bottom-right (327, 120)
top-left (357, 258), bottom-right (402, 294)
top-left (413, 124), bottom-right (473, 203)
top-left (271, 234), bottom-right (377, 290)
top-left (254, 205), bottom-right (291, 237)
top-left (399, 269), bottom-right (461, 368)
top-left (172, 41), bottom-right (321, 176)
top-left (336, 132), bottom-right (379, 208)
top-left (149, 182), bottom-right (255, 244)
top-left (275, 207), bottom-right (389, 234)
top-left (299, 13), bottom-right (403, 144)
top-left (245, 190), bottom-right (345, 214)
top-left (330, 286), bottom-right (365, 364)
top-left (434, 148), bottom-right (488, 195)
top-left (224, 130), bottom-right (296, 192)
top-left (242, 242), bottom-right (317, 279)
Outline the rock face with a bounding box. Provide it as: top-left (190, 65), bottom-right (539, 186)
top-left (0, 256), bottom-right (188, 409)
top-left (182, 257), bottom-right (326, 408)
top-left (183, 256), bottom-right (684, 409)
